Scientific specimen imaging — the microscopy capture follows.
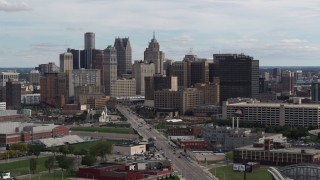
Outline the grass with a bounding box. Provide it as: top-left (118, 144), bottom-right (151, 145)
top-left (70, 127), bottom-right (136, 134)
top-left (209, 165), bottom-right (269, 180)
top-left (226, 151), bottom-right (234, 160)
top-left (23, 171), bottom-right (72, 180)
top-left (0, 156), bottom-right (52, 176)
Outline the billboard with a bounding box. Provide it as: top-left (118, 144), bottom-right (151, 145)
top-left (234, 108), bottom-right (244, 116)
top-left (233, 164), bottom-right (252, 172)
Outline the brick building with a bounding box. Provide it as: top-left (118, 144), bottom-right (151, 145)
top-left (167, 127), bottom-right (201, 136)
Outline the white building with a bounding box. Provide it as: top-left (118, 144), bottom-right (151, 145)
top-left (222, 99), bottom-right (320, 127)
top-left (21, 94), bottom-right (41, 105)
top-left (0, 102), bottom-right (6, 110)
top-left (0, 70), bottom-right (19, 87)
top-left (112, 144), bottom-right (146, 155)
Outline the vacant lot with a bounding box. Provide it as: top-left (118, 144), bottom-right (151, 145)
top-left (70, 127), bottom-right (136, 134)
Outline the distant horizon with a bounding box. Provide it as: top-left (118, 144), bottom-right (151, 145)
top-left (1, 0), bottom-right (320, 67)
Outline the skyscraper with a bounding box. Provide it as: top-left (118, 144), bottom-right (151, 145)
top-left (311, 79), bottom-right (320, 103)
top-left (114, 38), bottom-right (132, 76)
top-left (103, 46), bottom-right (117, 95)
top-left (60, 52), bottom-right (73, 73)
top-left (144, 33), bottom-right (165, 75)
top-left (40, 73), bottom-right (66, 107)
top-left (213, 53), bottom-right (259, 103)
top-left (84, 32), bottom-right (96, 69)
top-left (67, 48), bottom-right (80, 69)
top-left (6, 79), bottom-right (21, 110)
top-left (132, 60), bottom-right (155, 95)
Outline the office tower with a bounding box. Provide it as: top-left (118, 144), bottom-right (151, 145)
top-left (189, 60), bottom-right (209, 87)
top-left (67, 49), bottom-right (80, 69)
top-left (281, 70), bottom-right (294, 96)
top-left (85, 32), bottom-right (95, 49)
top-left (312, 79), bottom-right (320, 103)
top-left (28, 70), bottom-right (40, 85)
top-left (103, 46), bottom-right (117, 95)
top-left (60, 52), bottom-right (73, 73)
top-left (114, 38), bottom-right (132, 76)
top-left (163, 59), bottom-right (173, 76)
top-left (84, 32), bottom-right (96, 69)
top-left (132, 60), bottom-right (155, 95)
top-left (144, 33), bottom-right (165, 75)
top-left (93, 51), bottom-right (104, 87)
top-left (0, 70), bottom-right (19, 87)
top-left (170, 62), bottom-right (188, 89)
top-left (68, 69), bottom-right (102, 102)
top-left (6, 79), bottom-right (21, 110)
top-left (40, 73), bottom-right (66, 107)
top-left (36, 62), bottom-right (59, 75)
top-left (110, 79), bottom-right (136, 97)
top-left (195, 78), bottom-right (220, 105)
top-left (213, 53), bottom-right (259, 103)
top-left (0, 87), bottom-right (5, 102)
top-left (145, 75), bottom-right (178, 104)
top-left (273, 68), bottom-right (282, 83)
top-left (294, 70), bottom-right (303, 85)
top-left (259, 77), bottom-right (265, 93)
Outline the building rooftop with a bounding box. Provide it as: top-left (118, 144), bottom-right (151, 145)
top-left (227, 102), bottom-right (320, 108)
top-left (236, 145), bottom-right (320, 155)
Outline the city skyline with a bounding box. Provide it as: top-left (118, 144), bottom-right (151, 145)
top-left (0, 0), bottom-right (320, 67)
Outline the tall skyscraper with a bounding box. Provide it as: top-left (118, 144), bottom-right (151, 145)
top-left (144, 33), bottom-right (165, 75)
top-left (85, 32), bottom-right (95, 49)
top-left (6, 79), bottom-right (21, 110)
top-left (114, 38), bottom-right (132, 76)
top-left (60, 52), bottom-right (73, 73)
top-left (132, 60), bottom-right (155, 95)
top-left (84, 32), bottom-right (96, 69)
top-left (67, 49), bottom-right (80, 69)
top-left (103, 46), bottom-right (117, 95)
top-left (312, 79), bottom-right (320, 103)
top-left (213, 53), bottom-right (259, 103)
top-left (281, 70), bottom-right (294, 96)
top-left (40, 73), bottom-right (66, 107)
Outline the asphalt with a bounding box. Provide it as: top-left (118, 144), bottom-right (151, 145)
top-left (116, 105), bottom-right (218, 180)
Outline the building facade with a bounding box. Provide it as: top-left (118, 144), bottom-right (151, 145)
top-left (6, 80), bottom-right (21, 110)
top-left (311, 79), bottom-right (320, 103)
top-left (40, 73), bottom-right (66, 107)
top-left (213, 53), bottom-right (259, 103)
top-left (0, 70), bottom-right (19, 87)
top-left (104, 46), bottom-right (117, 96)
top-left (110, 79), bottom-right (136, 97)
top-left (144, 33), bottom-right (165, 75)
top-left (114, 38), bottom-right (132, 76)
top-left (28, 70), bottom-right (40, 85)
top-left (59, 52), bottom-right (73, 73)
top-left (132, 60), bottom-right (155, 95)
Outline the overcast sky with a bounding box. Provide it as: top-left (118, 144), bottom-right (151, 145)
top-left (0, 0), bottom-right (320, 67)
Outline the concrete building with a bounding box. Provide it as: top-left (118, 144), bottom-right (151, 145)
top-left (154, 88), bottom-right (203, 114)
top-left (6, 80), bottom-right (21, 110)
top-left (0, 70), bottom-right (19, 87)
top-left (67, 48), bottom-right (81, 69)
top-left (194, 80), bottom-right (220, 105)
top-left (132, 60), bottom-right (155, 95)
top-left (0, 102), bottom-right (5, 110)
top-left (114, 38), bottom-right (132, 76)
top-left (68, 69), bottom-right (101, 101)
top-left (104, 46), bottom-right (117, 96)
top-left (93, 50), bottom-right (104, 86)
top-left (28, 70), bottom-right (40, 85)
top-left (21, 94), bottom-right (40, 105)
top-left (170, 61), bottom-right (188, 89)
top-left (0, 110), bottom-right (25, 123)
top-left (213, 53), bottom-right (259, 103)
top-left (40, 73), bottom-right (66, 107)
top-left (222, 98), bottom-right (320, 127)
top-left (202, 124), bottom-right (286, 150)
top-left (110, 79), bottom-right (136, 97)
top-left (84, 32), bottom-right (96, 69)
top-left (74, 85), bottom-right (105, 107)
top-left (59, 52), bottom-right (73, 73)
top-left (112, 144), bottom-right (146, 155)
top-left (144, 33), bottom-right (165, 75)
top-left (36, 62), bottom-right (59, 75)
top-left (234, 139), bottom-right (320, 166)
top-left (281, 70), bottom-right (294, 96)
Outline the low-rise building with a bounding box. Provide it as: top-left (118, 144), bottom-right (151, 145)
top-left (112, 144), bottom-right (146, 155)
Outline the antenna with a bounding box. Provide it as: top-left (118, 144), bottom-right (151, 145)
top-left (153, 31), bottom-right (155, 39)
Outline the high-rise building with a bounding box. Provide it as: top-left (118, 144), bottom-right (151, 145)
top-left (60, 52), bottom-right (73, 73)
top-left (28, 70), bottom-right (40, 85)
top-left (281, 70), bottom-right (294, 96)
top-left (93, 51), bottom-right (104, 87)
top-left (110, 79), bottom-right (136, 97)
top-left (0, 70), bottom-right (19, 87)
top-left (213, 53), bottom-right (259, 103)
top-left (114, 38), bottom-right (132, 76)
top-left (311, 79), bottom-right (320, 103)
top-left (85, 32), bottom-right (95, 49)
top-left (144, 33), bottom-right (165, 75)
top-left (170, 62), bottom-right (188, 89)
top-left (6, 79), bottom-right (21, 110)
top-left (132, 60), bottom-right (155, 95)
top-left (40, 73), bottom-right (66, 107)
top-left (67, 49), bottom-right (80, 69)
top-left (103, 46), bottom-right (117, 95)
top-left (194, 78), bottom-right (220, 105)
top-left (36, 62), bottom-right (59, 75)
top-left (273, 68), bottom-right (282, 83)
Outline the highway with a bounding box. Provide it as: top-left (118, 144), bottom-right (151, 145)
top-left (117, 105), bottom-right (217, 180)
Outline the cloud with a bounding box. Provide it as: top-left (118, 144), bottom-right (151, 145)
top-left (0, 0), bottom-right (32, 12)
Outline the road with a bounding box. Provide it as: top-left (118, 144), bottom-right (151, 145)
top-left (116, 105), bottom-right (217, 180)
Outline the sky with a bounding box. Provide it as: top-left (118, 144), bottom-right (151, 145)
top-left (0, 0), bottom-right (320, 67)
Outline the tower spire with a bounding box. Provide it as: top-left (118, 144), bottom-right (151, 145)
top-left (153, 31), bottom-right (155, 40)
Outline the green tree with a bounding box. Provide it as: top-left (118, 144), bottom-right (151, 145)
top-left (59, 145), bottom-right (69, 155)
top-left (89, 141), bottom-right (113, 161)
top-left (93, 113), bottom-right (100, 120)
top-left (44, 156), bottom-right (55, 173)
top-left (81, 154), bottom-right (96, 166)
top-left (29, 158), bottom-right (37, 174)
top-left (56, 156), bottom-right (75, 172)
top-left (28, 144), bottom-right (44, 157)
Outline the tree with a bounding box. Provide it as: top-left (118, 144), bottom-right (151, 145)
top-left (28, 144), bottom-right (44, 157)
top-left (81, 154), bottom-right (96, 166)
top-left (89, 141), bottom-right (113, 161)
top-left (29, 158), bottom-right (37, 174)
top-left (59, 145), bottom-right (69, 155)
top-left (56, 156), bottom-right (75, 172)
top-left (44, 156), bottom-right (55, 173)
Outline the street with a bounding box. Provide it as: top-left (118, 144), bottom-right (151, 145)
top-left (116, 105), bottom-right (217, 180)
